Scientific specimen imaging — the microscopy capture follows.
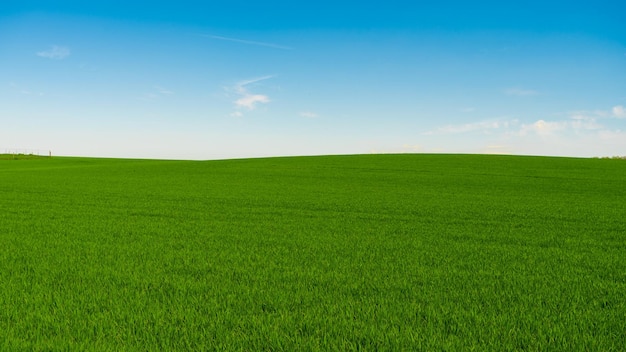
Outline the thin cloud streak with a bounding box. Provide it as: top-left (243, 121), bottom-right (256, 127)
top-left (505, 87), bottom-right (538, 96)
top-left (236, 75), bottom-right (274, 90)
top-left (300, 111), bottom-right (318, 118)
top-left (428, 119), bottom-right (518, 134)
top-left (204, 35), bottom-right (292, 50)
top-left (37, 45), bottom-right (71, 59)
top-left (155, 86), bottom-right (174, 95)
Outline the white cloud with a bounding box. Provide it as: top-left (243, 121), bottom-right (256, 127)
top-left (300, 111), bottom-right (318, 118)
top-left (231, 76), bottom-right (273, 111)
top-left (230, 111), bottom-right (243, 118)
top-left (236, 94), bottom-right (270, 110)
top-left (431, 110), bottom-right (608, 139)
top-left (612, 105), bottom-right (626, 118)
top-left (519, 120), bottom-right (567, 136)
top-left (37, 45), bottom-right (70, 59)
top-left (519, 117), bottom-right (602, 137)
top-left (505, 87), bottom-right (538, 96)
top-left (420, 119), bottom-right (625, 158)
top-left (423, 114), bottom-right (605, 145)
top-left (408, 105), bottom-right (626, 158)
top-left (569, 118), bottom-right (603, 131)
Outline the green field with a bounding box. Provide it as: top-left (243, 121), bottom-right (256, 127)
top-left (1, 154), bottom-right (625, 350)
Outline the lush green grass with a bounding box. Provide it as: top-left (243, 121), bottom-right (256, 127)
top-left (1, 154), bottom-right (625, 350)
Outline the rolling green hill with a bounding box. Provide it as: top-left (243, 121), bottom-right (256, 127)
top-left (1, 154), bottom-right (625, 350)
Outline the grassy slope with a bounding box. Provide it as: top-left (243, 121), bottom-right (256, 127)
top-left (0, 154), bottom-right (625, 350)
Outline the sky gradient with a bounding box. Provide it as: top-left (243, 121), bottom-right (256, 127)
top-left (2, 1), bottom-right (625, 159)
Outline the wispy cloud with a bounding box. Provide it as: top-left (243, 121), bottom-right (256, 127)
top-left (138, 86), bottom-right (174, 101)
top-left (37, 45), bottom-right (70, 59)
top-left (429, 114), bottom-right (604, 140)
top-left (155, 86), bottom-right (174, 95)
top-left (516, 113), bottom-right (603, 137)
top-left (420, 105), bottom-right (626, 157)
top-left (236, 75), bottom-right (274, 88)
top-left (231, 76), bottom-right (273, 111)
top-left (9, 82), bottom-right (43, 96)
top-left (612, 105), bottom-right (626, 118)
top-left (504, 87), bottom-right (538, 96)
top-left (300, 111), bottom-right (318, 118)
top-left (430, 119), bottom-right (518, 134)
top-left (568, 105), bottom-right (626, 120)
top-left (519, 120), bottom-right (568, 136)
top-left (204, 35), bottom-right (291, 50)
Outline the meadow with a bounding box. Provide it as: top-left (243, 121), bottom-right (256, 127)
top-left (0, 154), bottom-right (624, 350)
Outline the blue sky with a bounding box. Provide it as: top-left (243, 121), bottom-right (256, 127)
top-left (2, 1), bottom-right (625, 159)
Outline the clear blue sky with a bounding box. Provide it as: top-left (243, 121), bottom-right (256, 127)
top-left (2, 1), bottom-right (625, 159)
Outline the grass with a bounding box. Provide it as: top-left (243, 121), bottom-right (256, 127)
top-left (0, 154), bottom-right (625, 350)
top-left (0, 153), bottom-right (50, 160)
